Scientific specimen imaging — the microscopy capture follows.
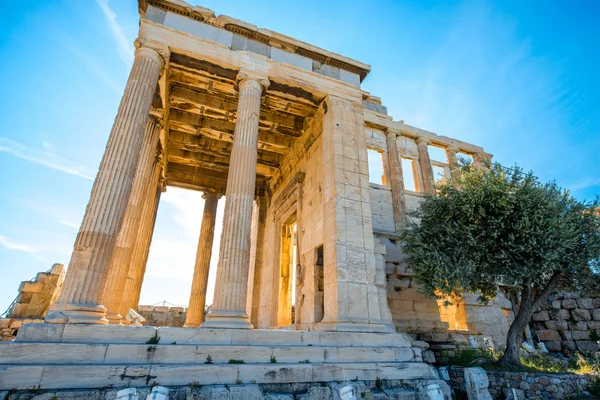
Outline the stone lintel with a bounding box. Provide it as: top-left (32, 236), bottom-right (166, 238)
top-left (138, 20), bottom-right (363, 103)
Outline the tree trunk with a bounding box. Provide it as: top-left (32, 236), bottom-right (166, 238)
top-left (499, 272), bottom-right (561, 367)
top-left (500, 293), bottom-right (534, 366)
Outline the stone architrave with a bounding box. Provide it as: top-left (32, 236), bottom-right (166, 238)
top-left (445, 145), bottom-right (460, 178)
top-left (45, 43), bottom-right (168, 324)
top-left (201, 72), bottom-right (269, 329)
top-left (184, 192), bottom-right (221, 328)
top-left (416, 137), bottom-right (435, 195)
top-left (384, 130), bottom-right (407, 231)
top-left (104, 118), bottom-right (161, 324)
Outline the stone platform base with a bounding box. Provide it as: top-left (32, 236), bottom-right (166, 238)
top-left (0, 380), bottom-right (451, 400)
top-left (0, 324), bottom-right (441, 394)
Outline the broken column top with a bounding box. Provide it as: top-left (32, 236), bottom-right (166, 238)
top-left (138, 0), bottom-right (371, 82)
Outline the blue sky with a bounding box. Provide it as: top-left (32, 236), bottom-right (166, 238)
top-left (0, 0), bottom-right (598, 313)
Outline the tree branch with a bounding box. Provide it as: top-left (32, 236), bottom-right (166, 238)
top-left (531, 271), bottom-right (562, 311)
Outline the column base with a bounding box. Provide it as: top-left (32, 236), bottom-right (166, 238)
top-left (105, 313), bottom-right (124, 325)
top-left (45, 303), bottom-right (109, 325)
top-left (201, 310), bottom-right (253, 329)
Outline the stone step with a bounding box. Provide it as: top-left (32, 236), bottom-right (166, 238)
top-left (16, 324), bottom-right (413, 348)
top-left (0, 362), bottom-right (438, 390)
top-left (0, 342), bottom-right (422, 365)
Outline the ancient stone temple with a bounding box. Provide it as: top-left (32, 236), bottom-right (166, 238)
top-left (0, 0), bottom-right (494, 395)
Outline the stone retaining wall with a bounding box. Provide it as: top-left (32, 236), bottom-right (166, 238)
top-left (137, 305), bottom-right (187, 327)
top-left (531, 292), bottom-right (600, 355)
top-left (448, 366), bottom-right (595, 400)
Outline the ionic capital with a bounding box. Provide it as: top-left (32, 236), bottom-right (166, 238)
top-left (203, 191), bottom-right (223, 200)
top-left (236, 71), bottom-right (270, 93)
top-left (384, 128), bottom-right (400, 138)
top-left (134, 39), bottom-right (170, 68)
top-left (415, 137), bottom-right (431, 146)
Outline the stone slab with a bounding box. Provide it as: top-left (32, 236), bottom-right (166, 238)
top-left (16, 324), bottom-right (412, 348)
top-left (0, 342), bottom-right (416, 366)
top-left (0, 362), bottom-right (437, 390)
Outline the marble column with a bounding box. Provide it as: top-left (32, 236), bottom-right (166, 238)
top-left (250, 195), bottom-right (267, 326)
top-left (416, 137), bottom-right (436, 195)
top-left (46, 44), bottom-right (167, 324)
top-left (104, 119), bottom-right (161, 324)
top-left (184, 192), bottom-right (220, 328)
top-left (120, 166), bottom-right (163, 319)
top-left (201, 72), bottom-right (269, 329)
top-left (473, 151), bottom-right (493, 169)
top-left (385, 130), bottom-right (407, 231)
top-left (445, 145), bottom-right (460, 178)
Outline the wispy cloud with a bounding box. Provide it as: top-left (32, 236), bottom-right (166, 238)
top-left (568, 178), bottom-right (600, 191)
top-left (60, 221), bottom-right (80, 229)
top-left (0, 236), bottom-right (37, 253)
top-left (96, 0), bottom-right (134, 67)
top-left (0, 137), bottom-right (95, 180)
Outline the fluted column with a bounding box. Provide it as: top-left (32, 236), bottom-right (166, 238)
top-left (46, 44), bottom-right (167, 324)
top-left (120, 165), bottom-right (163, 318)
top-left (184, 192), bottom-right (221, 328)
top-left (385, 130), bottom-right (407, 231)
top-left (250, 195), bottom-right (267, 326)
top-left (104, 119), bottom-right (161, 324)
top-left (445, 145), bottom-right (460, 178)
top-left (416, 137), bottom-right (435, 195)
top-left (202, 72), bottom-right (269, 329)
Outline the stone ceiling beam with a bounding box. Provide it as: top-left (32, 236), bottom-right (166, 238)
top-left (168, 130), bottom-right (284, 165)
top-left (169, 109), bottom-right (294, 154)
top-left (167, 147), bottom-right (279, 177)
top-left (165, 162), bottom-right (268, 195)
top-left (170, 68), bottom-right (319, 118)
top-left (169, 84), bottom-right (305, 136)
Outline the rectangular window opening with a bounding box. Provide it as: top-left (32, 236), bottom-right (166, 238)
top-left (401, 158), bottom-right (417, 192)
top-left (367, 148), bottom-right (386, 185)
top-left (432, 165), bottom-right (447, 182)
top-left (428, 145), bottom-right (447, 163)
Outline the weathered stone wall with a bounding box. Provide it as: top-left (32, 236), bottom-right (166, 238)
top-left (531, 292), bottom-right (600, 355)
top-left (376, 232), bottom-right (514, 350)
top-left (0, 263), bottom-right (64, 341)
top-left (256, 106), bottom-right (325, 328)
top-left (137, 305), bottom-right (187, 327)
top-left (448, 366), bottom-right (595, 400)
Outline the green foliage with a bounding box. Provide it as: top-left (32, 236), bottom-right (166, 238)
top-left (589, 376), bottom-right (600, 397)
top-left (520, 353), bottom-right (568, 373)
top-left (375, 377), bottom-right (383, 391)
top-left (270, 355), bottom-right (277, 363)
top-left (299, 359), bottom-right (310, 363)
top-left (205, 355), bottom-right (213, 364)
top-left (444, 349), bottom-right (500, 367)
top-left (590, 330), bottom-right (599, 342)
top-left (188, 381), bottom-right (201, 389)
top-left (228, 359), bottom-right (245, 364)
top-left (146, 331), bottom-right (161, 345)
top-left (402, 162), bottom-right (600, 303)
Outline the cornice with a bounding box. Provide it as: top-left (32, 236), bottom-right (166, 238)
top-left (143, 0), bottom-right (371, 82)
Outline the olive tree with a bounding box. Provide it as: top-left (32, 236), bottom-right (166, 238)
top-left (401, 162), bottom-right (600, 366)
